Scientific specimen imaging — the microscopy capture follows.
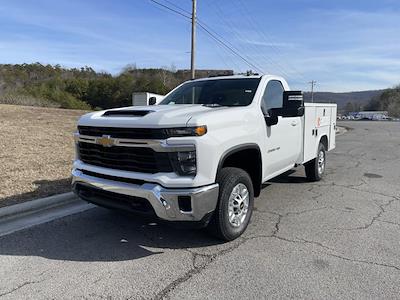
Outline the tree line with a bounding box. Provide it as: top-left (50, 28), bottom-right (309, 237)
top-left (342, 86), bottom-right (400, 117)
top-left (0, 63), bottom-right (399, 116)
top-left (364, 85), bottom-right (400, 117)
top-left (0, 63), bottom-right (205, 110)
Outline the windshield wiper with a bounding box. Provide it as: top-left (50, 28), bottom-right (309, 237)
top-left (202, 103), bottom-right (226, 107)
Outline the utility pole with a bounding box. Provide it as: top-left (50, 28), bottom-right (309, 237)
top-left (190, 0), bottom-right (197, 79)
top-left (309, 80), bottom-right (316, 102)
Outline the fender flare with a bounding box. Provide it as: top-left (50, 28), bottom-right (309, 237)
top-left (217, 143), bottom-right (263, 196)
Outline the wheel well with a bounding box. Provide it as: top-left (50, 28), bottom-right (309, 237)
top-left (218, 146), bottom-right (262, 197)
top-left (320, 135), bottom-right (328, 150)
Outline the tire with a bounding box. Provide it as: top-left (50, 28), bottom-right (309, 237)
top-left (305, 142), bottom-right (326, 182)
top-left (207, 167), bottom-right (254, 241)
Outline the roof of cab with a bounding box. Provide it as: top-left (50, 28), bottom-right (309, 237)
top-left (190, 74), bottom-right (288, 82)
top-left (191, 74), bottom-right (263, 81)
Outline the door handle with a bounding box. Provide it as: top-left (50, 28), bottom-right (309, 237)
top-left (291, 121), bottom-right (298, 126)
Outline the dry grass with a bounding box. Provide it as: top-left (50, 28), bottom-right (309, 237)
top-left (0, 104), bottom-right (88, 207)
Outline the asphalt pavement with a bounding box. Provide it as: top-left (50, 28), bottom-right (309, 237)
top-left (0, 121), bottom-right (399, 299)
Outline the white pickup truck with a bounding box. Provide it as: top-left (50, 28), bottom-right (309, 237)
top-left (72, 75), bottom-right (336, 240)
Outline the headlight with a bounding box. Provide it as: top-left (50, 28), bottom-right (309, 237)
top-left (166, 126), bottom-right (207, 137)
top-left (170, 150), bottom-right (197, 176)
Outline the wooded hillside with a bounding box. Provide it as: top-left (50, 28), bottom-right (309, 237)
top-left (0, 63), bottom-right (232, 110)
top-left (1, 63), bottom-right (398, 116)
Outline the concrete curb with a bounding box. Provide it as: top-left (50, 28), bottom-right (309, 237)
top-left (0, 192), bottom-right (94, 237)
top-left (0, 192), bottom-right (76, 221)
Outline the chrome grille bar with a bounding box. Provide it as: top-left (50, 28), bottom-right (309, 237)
top-left (74, 133), bottom-right (195, 152)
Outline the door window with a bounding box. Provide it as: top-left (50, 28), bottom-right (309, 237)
top-left (261, 80), bottom-right (284, 111)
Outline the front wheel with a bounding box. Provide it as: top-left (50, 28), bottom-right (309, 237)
top-left (305, 142), bottom-right (326, 181)
top-left (207, 167), bottom-right (254, 241)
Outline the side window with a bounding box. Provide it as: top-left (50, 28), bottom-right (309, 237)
top-left (261, 80), bottom-right (284, 111)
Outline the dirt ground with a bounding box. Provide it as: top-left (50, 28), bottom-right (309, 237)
top-left (0, 104), bottom-right (88, 207)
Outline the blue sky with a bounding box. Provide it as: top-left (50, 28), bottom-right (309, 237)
top-left (0, 0), bottom-right (399, 92)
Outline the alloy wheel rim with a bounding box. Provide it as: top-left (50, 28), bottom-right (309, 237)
top-left (228, 183), bottom-right (249, 227)
top-left (318, 150), bottom-right (325, 175)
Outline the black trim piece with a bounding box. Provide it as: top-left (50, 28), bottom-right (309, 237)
top-left (217, 143), bottom-right (261, 173)
top-left (217, 143), bottom-right (262, 197)
top-left (78, 169), bottom-right (147, 186)
top-left (178, 196), bottom-right (192, 212)
top-left (102, 110), bottom-right (153, 117)
top-left (74, 183), bottom-right (155, 216)
top-left (78, 142), bottom-right (173, 173)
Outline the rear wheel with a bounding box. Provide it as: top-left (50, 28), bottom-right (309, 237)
top-left (208, 167), bottom-right (254, 241)
top-left (305, 142), bottom-right (326, 181)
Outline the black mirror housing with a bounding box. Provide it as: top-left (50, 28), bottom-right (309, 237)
top-left (265, 115), bottom-right (278, 127)
top-left (283, 91), bottom-right (303, 104)
top-left (149, 97), bottom-right (157, 105)
top-left (263, 108), bottom-right (279, 126)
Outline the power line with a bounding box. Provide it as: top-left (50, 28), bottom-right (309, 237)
top-left (195, 18), bottom-right (265, 73)
top-left (234, 0), bottom-right (308, 83)
top-left (147, 0), bottom-right (265, 74)
top-left (208, 0), bottom-right (276, 74)
top-left (149, 0), bottom-right (190, 19)
top-left (162, 0), bottom-right (191, 15)
top-left (149, 0), bottom-right (311, 84)
top-left (225, 1), bottom-right (292, 78)
top-left (166, 2), bottom-right (243, 72)
top-left (197, 23), bottom-right (264, 74)
top-left (207, 0), bottom-right (290, 77)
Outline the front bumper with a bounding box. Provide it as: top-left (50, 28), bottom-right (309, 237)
top-left (72, 169), bottom-right (219, 222)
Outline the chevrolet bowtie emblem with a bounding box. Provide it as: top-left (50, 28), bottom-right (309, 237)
top-left (96, 135), bottom-right (115, 147)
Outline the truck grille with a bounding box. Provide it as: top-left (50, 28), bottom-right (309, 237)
top-left (78, 126), bottom-right (168, 139)
top-left (78, 142), bottom-right (173, 173)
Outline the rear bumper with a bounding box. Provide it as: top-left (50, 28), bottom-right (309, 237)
top-left (71, 169), bottom-right (219, 222)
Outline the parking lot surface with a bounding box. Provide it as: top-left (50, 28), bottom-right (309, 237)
top-left (0, 121), bottom-right (399, 299)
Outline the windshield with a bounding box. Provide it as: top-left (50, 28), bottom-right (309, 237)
top-left (159, 78), bottom-right (261, 106)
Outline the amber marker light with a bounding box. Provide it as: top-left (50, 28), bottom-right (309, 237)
top-left (194, 125), bottom-right (207, 136)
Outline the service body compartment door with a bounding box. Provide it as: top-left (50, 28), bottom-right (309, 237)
top-left (303, 106), bottom-right (317, 163)
top-left (316, 107), bottom-right (332, 152)
top-left (329, 106), bottom-right (337, 150)
top-left (302, 103), bottom-right (337, 163)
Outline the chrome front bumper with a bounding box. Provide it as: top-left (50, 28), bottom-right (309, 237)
top-left (71, 169), bottom-right (219, 222)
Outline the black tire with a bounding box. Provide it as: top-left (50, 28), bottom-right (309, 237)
top-left (305, 142), bottom-right (326, 182)
top-left (207, 167), bottom-right (254, 241)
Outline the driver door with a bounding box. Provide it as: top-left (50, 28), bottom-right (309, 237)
top-left (261, 80), bottom-right (302, 177)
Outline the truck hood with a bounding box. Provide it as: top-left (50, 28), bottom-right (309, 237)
top-left (78, 104), bottom-right (229, 128)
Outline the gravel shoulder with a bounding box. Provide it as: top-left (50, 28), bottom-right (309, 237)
top-left (0, 104), bottom-right (87, 208)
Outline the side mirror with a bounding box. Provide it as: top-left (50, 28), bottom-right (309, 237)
top-left (149, 97), bottom-right (157, 105)
top-left (261, 106), bottom-right (279, 127)
top-left (265, 115), bottom-right (279, 127)
top-left (297, 106), bottom-right (305, 116)
top-left (283, 91), bottom-right (303, 103)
